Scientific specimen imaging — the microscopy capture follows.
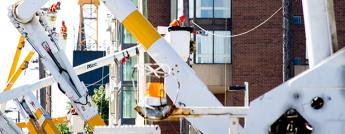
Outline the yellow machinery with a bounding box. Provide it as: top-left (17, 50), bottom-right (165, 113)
top-left (4, 36), bottom-right (60, 134)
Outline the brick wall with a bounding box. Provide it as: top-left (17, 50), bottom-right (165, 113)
top-left (153, 120), bottom-right (180, 134)
top-left (291, 1), bottom-right (307, 65)
top-left (229, 0), bottom-right (283, 106)
top-left (147, 0), bottom-right (171, 27)
top-left (229, 0), bottom-right (345, 106)
top-left (333, 0), bottom-right (345, 49)
top-left (291, 0), bottom-right (345, 65)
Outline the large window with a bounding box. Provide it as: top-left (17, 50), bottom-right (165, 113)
top-left (123, 57), bottom-right (138, 81)
top-left (189, 0), bottom-right (231, 18)
top-left (123, 28), bottom-right (137, 44)
top-left (122, 86), bottom-right (137, 118)
top-left (196, 31), bottom-right (231, 63)
top-left (121, 57), bottom-right (138, 124)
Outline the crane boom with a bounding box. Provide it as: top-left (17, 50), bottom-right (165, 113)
top-left (9, 0), bottom-right (230, 133)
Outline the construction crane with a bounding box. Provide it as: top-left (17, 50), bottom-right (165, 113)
top-left (0, 45), bottom-right (142, 133)
top-left (2, 0), bottom-right (344, 133)
top-left (0, 3), bottom-right (71, 133)
top-left (1, 36), bottom-right (59, 134)
top-left (7, 0), bottom-right (228, 133)
top-left (9, 1), bottom-right (106, 133)
top-left (78, 0), bottom-right (99, 51)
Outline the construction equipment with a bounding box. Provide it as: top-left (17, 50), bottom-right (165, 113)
top-left (242, 0), bottom-right (344, 133)
top-left (77, 0), bottom-right (100, 50)
top-left (2, 4), bottom-right (70, 132)
top-left (9, 1), bottom-right (107, 131)
top-left (9, 0), bottom-right (228, 132)
top-left (2, 0), bottom-right (344, 133)
top-left (0, 45), bottom-right (142, 133)
top-left (2, 36), bottom-right (61, 134)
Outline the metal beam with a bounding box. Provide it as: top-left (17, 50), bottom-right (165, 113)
top-left (302, 0), bottom-right (337, 67)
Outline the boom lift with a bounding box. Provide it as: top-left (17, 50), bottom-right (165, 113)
top-left (8, 0), bottom-right (229, 133)
top-left (4, 0), bottom-right (344, 133)
top-left (0, 38), bottom-right (141, 134)
top-left (2, 36), bottom-right (60, 134)
top-left (0, 45), bottom-right (142, 134)
top-left (3, 4), bottom-right (69, 132)
top-left (9, 1), bottom-right (107, 130)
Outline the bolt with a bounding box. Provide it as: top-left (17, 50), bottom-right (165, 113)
top-left (311, 97), bottom-right (324, 110)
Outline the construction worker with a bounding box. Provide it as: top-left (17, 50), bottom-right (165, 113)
top-left (49, 2), bottom-right (61, 13)
top-left (61, 21), bottom-right (67, 40)
top-left (48, 2), bottom-right (61, 21)
top-left (169, 15), bottom-right (185, 27)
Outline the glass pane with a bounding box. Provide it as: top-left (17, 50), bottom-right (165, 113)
top-left (177, 0), bottom-right (184, 17)
top-left (196, 0), bottom-right (213, 18)
top-left (201, 0), bottom-right (213, 6)
top-left (122, 87), bottom-right (137, 118)
top-left (201, 9), bottom-right (213, 18)
top-left (123, 57), bottom-right (138, 81)
top-left (189, 0), bottom-right (194, 18)
top-left (193, 0), bottom-right (230, 18)
top-left (214, 10), bottom-right (224, 18)
top-left (214, 31), bottom-right (231, 63)
top-left (214, 0), bottom-right (223, 7)
top-left (123, 28), bottom-right (137, 44)
top-left (196, 32), bottom-right (213, 63)
top-left (214, 0), bottom-right (231, 18)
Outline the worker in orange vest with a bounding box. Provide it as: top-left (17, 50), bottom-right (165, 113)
top-left (169, 15), bottom-right (186, 27)
top-left (61, 21), bottom-right (67, 40)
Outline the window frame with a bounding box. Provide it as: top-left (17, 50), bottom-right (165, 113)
top-left (195, 30), bottom-right (231, 64)
top-left (189, 0), bottom-right (231, 19)
top-left (119, 55), bottom-right (138, 124)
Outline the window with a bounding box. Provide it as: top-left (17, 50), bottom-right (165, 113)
top-left (214, 0), bottom-right (231, 18)
top-left (214, 31), bottom-right (231, 63)
top-left (120, 0), bottom-right (141, 125)
top-left (196, 31), bottom-right (231, 63)
top-left (123, 57), bottom-right (138, 81)
top-left (122, 87), bottom-right (137, 118)
top-left (196, 33), bottom-right (213, 63)
top-left (123, 28), bottom-right (137, 44)
top-left (177, 0), bottom-right (184, 17)
top-left (292, 16), bottom-right (302, 25)
top-left (189, 0), bottom-right (231, 18)
top-left (121, 57), bottom-right (138, 123)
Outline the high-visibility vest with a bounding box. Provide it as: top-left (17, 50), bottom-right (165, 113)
top-left (61, 26), bottom-right (67, 33)
top-left (169, 20), bottom-right (180, 27)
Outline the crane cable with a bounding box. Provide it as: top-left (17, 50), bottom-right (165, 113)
top-left (191, 6), bottom-right (283, 38)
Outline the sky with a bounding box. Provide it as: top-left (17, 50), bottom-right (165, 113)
top-left (0, 0), bottom-right (111, 120)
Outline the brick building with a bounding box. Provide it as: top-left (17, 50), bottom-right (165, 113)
top-left (116, 0), bottom-right (345, 133)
